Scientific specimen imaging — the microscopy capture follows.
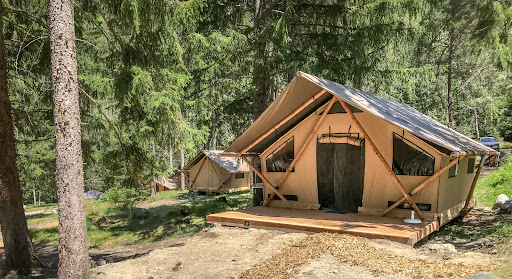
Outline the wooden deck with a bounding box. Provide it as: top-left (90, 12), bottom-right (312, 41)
top-left (206, 207), bottom-right (439, 246)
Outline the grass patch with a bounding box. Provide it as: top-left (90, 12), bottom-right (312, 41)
top-left (29, 190), bottom-right (252, 249)
top-left (24, 203), bottom-right (57, 214)
top-left (474, 158), bottom-right (512, 207)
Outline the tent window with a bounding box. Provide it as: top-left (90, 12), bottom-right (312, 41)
top-left (467, 158), bottom-right (476, 174)
top-left (392, 133), bottom-right (435, 176)
top-left (235, 173), bottom-right (245, 179)
top-left (448, 159), bottom-right (457, 178)
top-left (266, 137), bottom-right (294, 172)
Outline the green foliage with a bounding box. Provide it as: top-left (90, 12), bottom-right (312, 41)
top-left (474, 158), bottom-right (512, 207)
top-left (101, 186), bottom-right (147, 211)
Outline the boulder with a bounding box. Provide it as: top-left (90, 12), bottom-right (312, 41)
top-left (422, 243), bottom-right (458, 259)
top-left (492, 194), bottom-right (512, 214)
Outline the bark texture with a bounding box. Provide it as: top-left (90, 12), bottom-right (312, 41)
top-left (0, 1), bottom-right (39, 272)
top-left (48, 0), bottom-right (89, 277)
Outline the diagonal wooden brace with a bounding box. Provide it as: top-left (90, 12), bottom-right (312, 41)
top-left (264, 96), bottom-right (338, 206)
top-left (241, 89), bottom-right (327, 154)
top-left (383, 154), bottom-right (466, 216)
top-left (460, 155), bottom-right (487, 217)
top-left (337, 97), bottom-right (426, 221)
top-left (189, 157), bottom-right (207, 189)
top-left (208, 158), bottom-right (226, 190)
top-left (242, 156), bottom-right (293, 209)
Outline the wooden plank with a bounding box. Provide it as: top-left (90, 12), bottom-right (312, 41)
top-left (207, 207), bottom-right (437, 245)
top-left (337, 98), bottom-right (426, 221)
top-left (382, 154), bottom-right (466, 216)
top-left (264, 96), bottom-right (338, 206)
top-left (242, 156), bottom-right (293, 209)
top-left (240, 89), bottom-right (327, 154)
top-left (208, 158), bottom-right (226, 190)
top-left (460, 155), bottom-right (487, 217)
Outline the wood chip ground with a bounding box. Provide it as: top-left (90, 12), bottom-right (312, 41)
top-left (234, 233), bottom-right (496, 279)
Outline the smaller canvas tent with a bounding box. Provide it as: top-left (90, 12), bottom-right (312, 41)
top-left (182, 150), bottom-right (250, 193)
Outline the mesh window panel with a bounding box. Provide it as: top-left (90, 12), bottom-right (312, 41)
top-left (266, 138), bottom-right (294, 172)
top-left (235, 173), bottom-right (244, 179)
top-left (392, 133), bottom-right (435, 176)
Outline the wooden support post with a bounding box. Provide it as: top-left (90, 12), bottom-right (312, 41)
top-left (189, 157), bottom-right (207, 189)
top-left (264, 96), bottom-right (338, 206)
top-left (209, 158), bottom-right (226, 190)
top-left (242, 156), bottom-right (293, 209)
top-left (240, 89), bottom-right (327, 154)
top-left (338, 98), bottom-right (426, 221)
top-left (460, 155), bottom-right (487, 217)
top-left (382, 154), bottom-right (466, 216)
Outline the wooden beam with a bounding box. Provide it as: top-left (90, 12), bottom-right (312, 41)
top-left (209, 158), bottom-right (226, 190)
top-left (189, 157), bottom-right (207, 189)
top-left (382, 154), bottom-right (466, 216)
top-left (337, 98), bottom-right (426, 221)
top-left (460, 155), bottom-right (487, 216)
top-left (241, 156), bottom-right (293, 209)
top-left (240, 89), bottom-right (327, 154)
top-left (264, 96), bottom-right (338, 207)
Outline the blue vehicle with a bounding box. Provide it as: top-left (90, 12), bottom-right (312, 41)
top-left (479, 136), bottom-right (500, 151)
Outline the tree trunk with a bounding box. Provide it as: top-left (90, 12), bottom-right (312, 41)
top-left (474, 107), bottom-right (480, 139)
top-left (180, 148), bottom-right (185, 190)
top-left (446, 1), bottom-right (455, 128)
top-left (209, 111), bottom-right (218, 150)
top-left (169, 143), bottom-right (173, 170)
top-left (48, 0), bottom-right (89, 277)
top-left (38, 191), bottom-right (41, 206)
top-left (33, 187), bottom-right (37, 206)
top-left (150, 140), bottom-right (156, 196)
top-left (252, 0), bottom-right (273, 120)
top-left (0, 1), bottom-right (39, 272)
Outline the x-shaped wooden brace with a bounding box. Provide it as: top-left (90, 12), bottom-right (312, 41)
top-left (336, 98), bottom-right (426, 221)
top-left (264, 96), bottom-right (338, 206)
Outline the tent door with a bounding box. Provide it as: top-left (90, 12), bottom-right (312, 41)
top-left (316, 142), bottom-right (365, 213)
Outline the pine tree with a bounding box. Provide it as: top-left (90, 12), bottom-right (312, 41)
top-left (0, 0), bottom-right (39, 273)
top-left (48, 0), bottom-right (89, 276)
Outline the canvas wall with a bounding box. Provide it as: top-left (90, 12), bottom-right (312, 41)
top-left (260, 100), bottom-right (444, 213)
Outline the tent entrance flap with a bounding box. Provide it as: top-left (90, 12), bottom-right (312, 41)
top-left (316, 141), bottom-right (365, 213)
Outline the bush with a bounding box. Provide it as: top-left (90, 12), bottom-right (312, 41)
top-left (101, 186), bottom-right (147, 213)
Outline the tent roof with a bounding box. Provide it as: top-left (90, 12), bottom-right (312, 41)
top-left (226, 72), bottom-right (496, 156)
top-left (183, 150), bottom-right (249, 173)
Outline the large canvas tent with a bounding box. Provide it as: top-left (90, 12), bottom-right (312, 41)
top-left (182, 150), bottom-right (250, 193)
top-left (211, 72), bottom-right (498, 238)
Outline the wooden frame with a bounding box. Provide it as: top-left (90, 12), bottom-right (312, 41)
top-left (240, 89), bottom-right (327, 154)
top-left (264, 96), bottom-right (338, 206)
top-left (382, 154), bottom-right (466, 216)
top-left (242, 156), bottom-right (293, 209)
top-left (189, 157), bottom-right (207, 189)
top-left (208, 158), bottom-right (226, 190)
top-left (460, 155), bottom-right (487, 216)
top-left (337, 97), bottom-right (426, 221)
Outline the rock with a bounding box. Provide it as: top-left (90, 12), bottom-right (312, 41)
top-left (422, 243), bottom-right (458, 259)
top-left (492, 194), bottom-right (512, 213)
top-left (469, 272), bottom-right (500, 279)
top-left (216, 196), bottom-right (228, 203)
top-left (96, 259), bottom-right (107, 266)
top-left (84, 190), bottom-right (104, 200)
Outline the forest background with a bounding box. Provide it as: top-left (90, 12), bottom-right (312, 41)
top-left (4, 0), bottom-right (512, 204)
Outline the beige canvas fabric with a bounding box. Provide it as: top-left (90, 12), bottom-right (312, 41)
top-left (227, 72), bottom-right (496, 156)
top-left (260, 102), bottom-right (443, 212)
